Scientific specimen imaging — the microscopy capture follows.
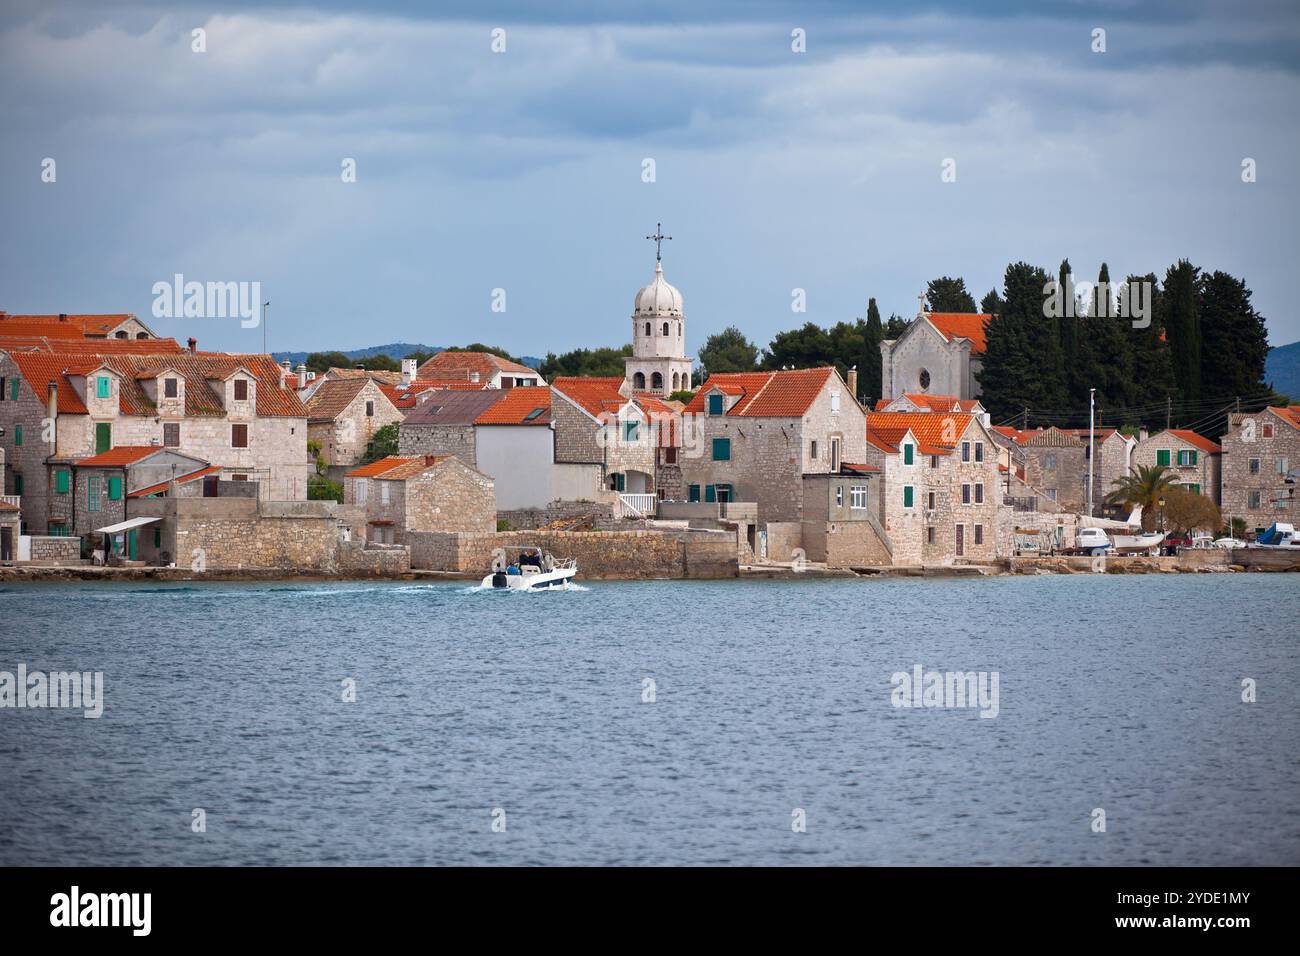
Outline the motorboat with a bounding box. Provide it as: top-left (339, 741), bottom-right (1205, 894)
top-left (1248, 523), bottom-right (1300, 549)
top-left (481, 547), bottom-right (579, 590)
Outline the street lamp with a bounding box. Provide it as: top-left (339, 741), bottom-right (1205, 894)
top-left (1157, 496), bottom-right (1166, 532)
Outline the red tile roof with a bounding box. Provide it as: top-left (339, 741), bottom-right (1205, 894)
top-left (552, 377), bottom-right (630, 418)
top-left (925, 313), bottom-right (991, 353)
top-left (1164, 429), bottom-right (1222, 454)
top-left (415, 351), bottom-right (538, 382)
top-left (841, 462), bottom-right (880, 474)
top-left (6, 353), bottom-right (99, 412)
top-left (378, 380), bottom-right (488, 409)
top-left (684, 368), bottom-right (836, 418)
top-left (128, 465), bottom-right (222, 498)
top-left (1267, 405), bottom-right (1300, 430)
top-left (0, 313), bottom-right (144, 336)
top-left (875, 393), bottom-right (980, 413)
top-left (473, 386), bottom-right (552, 425)
top-left (76, 446), bottom-right (161, 467)
top-left (305, 378), bottom-right (371, 423)
top-left (344, 455), bottom-right (447, 480)
top-left (866, 411), bottom-right (974, 456)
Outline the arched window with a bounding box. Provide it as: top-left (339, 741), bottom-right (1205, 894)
top-left (633, 371), bottom-right (646, 390)
top-left (678, 322), bottom-right (682, 337)
top-left (662, 322), bottom-right (670, 336)
top-left (671, 371), bottom-right (679, 390)
top-left (652, 372), bottom-right (663, 391)
top-left (645, 322), bottom-right (651, 336)
top-left (136, 332), bottom-right (148, 339)
top-left (115, 331), bottom-right (127, 339)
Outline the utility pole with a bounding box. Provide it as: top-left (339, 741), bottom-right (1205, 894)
top-left (1088, 387), bottom-right (1096, 517)
top-left (1166, 394), bottom-right (1171, 430)
top-left (1022, 406), bottom-right (1028, 431)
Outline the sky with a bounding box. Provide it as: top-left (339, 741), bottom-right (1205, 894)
top-left (2, 0), bottom-right (1298, 359)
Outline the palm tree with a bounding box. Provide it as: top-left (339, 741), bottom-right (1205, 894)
top-left (1106, 465), bottom-right (1178, 531)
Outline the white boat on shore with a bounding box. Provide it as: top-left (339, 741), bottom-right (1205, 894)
top-left (481, 547), bottom-right (579, 591)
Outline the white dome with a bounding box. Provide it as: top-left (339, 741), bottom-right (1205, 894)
top-left (634, 261), bottom-right (683, 317)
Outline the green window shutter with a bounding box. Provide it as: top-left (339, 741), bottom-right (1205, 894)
top-left (13, 474), bottom-right (22, 496)
top-left (1189, 484), bottom-right (1200, 496)
top-left (624, 421), bottom-right (638, 442)
top-left (13, 424), bottom-right (20, 446)
top-left (903, 486), bottom-right (914, 508)
top-left (95, 423), bottom-right (111, 454)
top-left (708, 393), bottom-right (724, 415)
top-left (108, 476), bottom-right (122, 500)
top-left (903, 443), bottom-right (914, 465)
top-left (96, 376), bottom-right (111, 399)
top-left (55, 470), bottom-right (69, 494)
top-left (9, 379), bottom-right (17, 400)
top-left (614, 472), bottom-right (625, 492)
top-left (688, 484), bottom-right (700, 502)
top-left (1189, 450), bottom-right (1198, 466)
top-left (1156, 449), bottom-right (1170, 467)
top-left (705, 484), bottom-right (716, 503)
top-left (712, 437), bottom-right (731, 461)
top-left (154, 527), bottom-right (162, 548)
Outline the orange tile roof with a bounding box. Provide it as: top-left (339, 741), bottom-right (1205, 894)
top-left (1164, 429), bottom-right (1221, 454)
top-left (76, 446), bottom-right (161, 467)
top-left (128, 465), bottom-right (222, 498)
top-left (875, 393), bottom-right (981, 413)
top-left (1266, 405), bottom-right (1300, 430)
top-left (841, 462), bottom-right (880, 474)
top-left (346, 456), bottom-right (415, 478)
top-left (344, 455), bottom-right (446, 480)
top-left (684, 368), bottom-right (836, 418)
top-left (0, 321), bottom-right (109, 340)
top-left (42, 337), bottom-right (185, 354)
top-left (305, 378), bottom-right (370, 422)
top-left (552, 377), bottom-right (630, 418)
top-left (866, 411), bottom-right (974, 456)
top-left (925, 313), bottom-right (991, 354)
top-left (0, 313), bottom-right (144, 336)
top-left (378, 380), bottom-right (488, 409)
top-left (415, 350), bottom-right (537, 382)
top-left (474, 386), bottom-right (552, 425)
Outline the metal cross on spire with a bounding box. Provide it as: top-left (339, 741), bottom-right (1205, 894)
top-left (646, 222), bottom-right (672, 262)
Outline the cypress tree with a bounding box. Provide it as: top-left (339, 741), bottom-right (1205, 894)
top-left (926, 276), bottom-right (978, 313)
top-left (1164, 259), bottom-right (1202, 402)
top-left (1083, 262), bottom-right (1137, 409)
top-left (976, 262), bottom-right (1064, 423)
top-left (1125, 272), bottom-right (1177, 415)
top-left (1198, 271), bottom-right (1269, 405)
top-left (1057, 258), bottom-right (1082, 404)
top-left (861, 298), bottom-right (884, 406)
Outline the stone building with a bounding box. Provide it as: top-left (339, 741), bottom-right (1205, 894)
top-left (879, 309), bottom-right (992, 402)
top-left (678, 367), bottom-right (866, 525)
top-left (799, 464), bottom-right (893, 567)
top-left (863, 411), bottom-right (1003, 565)
top-left (0, 346), bottom-right (311, 534)
top-left (305, 377), bottom-right (403, 475)
top-left (1131, 429), bottom-right (1222, 505)
top-left (1219, 407), bottom-right (1300, 531)
top-left (990, 425), bottom-right (1134, 516)
top-left (0, 311), bottom-right (160, 340)
top-left (343, 454), bottom-right (495, 544)
top-left (623, 255), bottom-right (693, 396)
top-left (415, 351), bottom-right (543, 389)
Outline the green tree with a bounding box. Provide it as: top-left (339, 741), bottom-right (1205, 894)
top-left (306, 351), bottom-right (352, 374)
top-left (762, 322), bottom-right (834, 370)
top-left (926, 276), bottom-right (977, 313)
top-left (697, 326), bottom-right (759, 373)
top-left (540, 345), bottom-right (633, 379)
top-left (980, 289), bottom-right (1003, 315)
top-left (1162, 486), bottom-right (1222, 535)
top-left (1057, 259), bottom-right (1081, 402)
top-left (363, 423), bottom-right (400, 463)
top-left (358, 354), bottom-right (399, 372)
top-left (860, 298), bottom-right (884, 406)
top-left (307, 475), bottom-right (343, 503)
top-left (1198, 271), bottom-right (1270, 405)
top-left (1164, 259), bottom-right (1202, 402)
top-left (1105, 464), bottom-right (1179, 531)
top-left (444, 343), bottom-right (522, 363)
top-left (1124, 272), bottom-right (1177, 413)
top-left (1078, 262), bottom-right (1138, 411)
top-left (885, 313), bottom-right (910, 338)
top-left (976, 262), bottom-right (1065, 423)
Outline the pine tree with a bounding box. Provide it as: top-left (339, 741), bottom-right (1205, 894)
top-left (1197, 271), bottom-right (1269, 404)
top-left (976, 262), bottom-right (1064, 423)
top-left (1082, 262), bottom-right (1137, 410)
top-left (861, 298), bottom-right (884, 405)
top-left (1057, 258), bottom-right (1082, 404)
top-left (926, 276), bottom-right (977, 313)
top-left (980, 289), bottom-right (1003, 315)
top-left (1125, 272), bottom-right (1177, 417)
top-left (1164, 259), bottom-right (1202, 402)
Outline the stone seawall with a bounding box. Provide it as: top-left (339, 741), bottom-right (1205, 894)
top-left (496, 500), bottom-right (616, 530)
top-left (408, 528), bottom-right (738, 579)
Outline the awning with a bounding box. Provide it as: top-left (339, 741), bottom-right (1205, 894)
top-left (93, 516), bottom-right (162, 535)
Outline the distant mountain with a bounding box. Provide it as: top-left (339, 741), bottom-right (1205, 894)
top-left (1265, 340), bottom-right (1300, 400)
top-left (271, 343), bottom-right (543, 370)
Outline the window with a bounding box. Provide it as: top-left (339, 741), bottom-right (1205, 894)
top-left (708, 393), bottom-right (724, 415)
top-left (9, 378), bottom-right (17, 400)
top-left (1249, 458), bottom-right (1260, 474)
top-left (715, 484), bottom-right (732, 504)
top-left (975, 483), bottom-right (984, 504)
top-left (831, 438), bottom-right (840, 471)
top-left (87, 476), bottom-right (101, 512)
top-left (163, 423), bottom-right (180, 447)
top-left (645, 322), bottom-right (651, 336)
top-left (830, 391), bottom-right (840, 413)
top-left (688, 484), bottom-right (701, 502)
top-left (974, 524), bottom-right (984, 545)
top-left (0, 376), bottom-right (5, 400)
top-left (1263, 424), bottom-right (1274, 438)
top-left (962, 483), bottom-right (971, 504)
top-left (633, 372), bottom-right (646, 390)
top-left (918, 369), bottom-right (930, 390)
top-left (96, 376), bottom-right (111, 399)
top-left (49, 523), bottom-right (67, 537)
top-left (233, 379), bottom-right (249, 401)
top-left (927, 526), bottom-right (935, 544)
top-left (1248, 490), bottom-right (1261, 509)
top-left (664, 447), bottom-right (677, 464)
top-left (1045, 453), bottom-right (1058, 470)
top-left (232, 424), bottom-right (249, 448)
top-left (712, 438), bottom-right (731, 461)
top-left (610, 473), bottom-right (625, 492)
top-left (810, 440), bottom-right (818, 460)
top-left (835, 485), bottom-right (843, 507)
top-left (164, 377), bottom-right (178, 398)
top-left (663, 322), bottom-right (670, 336)
top-left (1178, 449), bottom-right (1197, 466)
top-left (705, 484), bottom-right (716, 503)
top-left (1278, 458), bottom-right (1290, 475)
top-left (930, 455), bottom-right (939, 469)
top-left (903, 443), bottom-right (914, 466)
top-left (356, 479), bottom-right (367, 504)
top-left (1188, 484), bottom-right (1200, 496)
top-left (14, 474), bottom-right (22, 496)
top-left (624, 420), bottom-right (639, 443)
top-left (13, 424), bottom-right (20, 446)
top-left (108, 476), bottom-right (122, 501)
top-left (366, 401), bottom-right (374, 417)
top-left (154, 528), bottom-right (162, 548)
top-left (903, 485), bottom-right (914, 508)
top-left (927, 491), bottom-right (936, 510)
top-left (975, 442), bottom-right (984, 463)
top-left (380, 481), bottom-right (390, 504)
top-left (962, 441), bottom-right (970, 462)
top-left (1156, 449), bottom-right (1171, 467)
top-left (55, 470), bottom-right (69, 494)
top-left (651, 372), bottom-right (663, 391)
top-left (95, 422), bottom-right (111, 454)
top-left (850, 485), bottom-right (868, 509)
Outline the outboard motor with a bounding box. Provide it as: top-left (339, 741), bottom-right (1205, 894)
top-left (491, 571), bottom-right (509, 589)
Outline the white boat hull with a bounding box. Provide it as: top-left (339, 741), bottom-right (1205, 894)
top-left (481, 567), bottom-right (578, 590)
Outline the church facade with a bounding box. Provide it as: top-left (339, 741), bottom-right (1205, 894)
top-left (624, 259), bottom-right (693, 396)
top-left (879, 311), bottom-right (992, 403)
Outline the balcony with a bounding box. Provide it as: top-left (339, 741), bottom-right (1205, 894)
top-left (615, 493), bottom-right (657, 519)
top-left (0, 494), bottom-right (19, 509)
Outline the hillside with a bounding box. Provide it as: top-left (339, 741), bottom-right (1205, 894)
top-left (1266, 340), bottom-right (1300, 400)
top-left (271, 343), bottom-right (542, 370)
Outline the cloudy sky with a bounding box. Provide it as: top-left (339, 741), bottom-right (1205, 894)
top-left (2, 0), bottom-right (1297, 358)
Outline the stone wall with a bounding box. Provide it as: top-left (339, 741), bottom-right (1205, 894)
top-left (497, 499), bottom-right (616, 530)
top-left (27, 535), bottom-right (82, 565)
top-left (765, 522), bottom-right (802, 561)
top-left (407, 528), bottom-right (738, 578)
top-left (1219, 411), bottom-right (1299, 531)
top-left (338, 541), bottom-right (410, 575)
top-left (398, 422), bottom-right (477, 467)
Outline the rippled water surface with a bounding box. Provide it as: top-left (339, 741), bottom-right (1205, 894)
top-left (1, 575), bottom-right (1297, 866)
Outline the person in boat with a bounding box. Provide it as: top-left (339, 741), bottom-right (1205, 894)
top-left (518, 548), bottom-right (543, 570)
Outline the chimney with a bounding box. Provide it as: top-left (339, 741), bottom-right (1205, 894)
top-left (279, 360), bottom-right (291, 389)
top-left (401, 358), bottom-right (417, 385)
top-left (846, 366), bottom-right (858, 403)
top-left (187, 337), bottom-right (197, 353)
top-left (297, 363), bottom-right (308, 389)
top-left (58, 313), bottom-right (68, 323)
top-left (470, 371), bottom-right (480, 383)
top-left (46, 380), bottom-right (58, 454)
